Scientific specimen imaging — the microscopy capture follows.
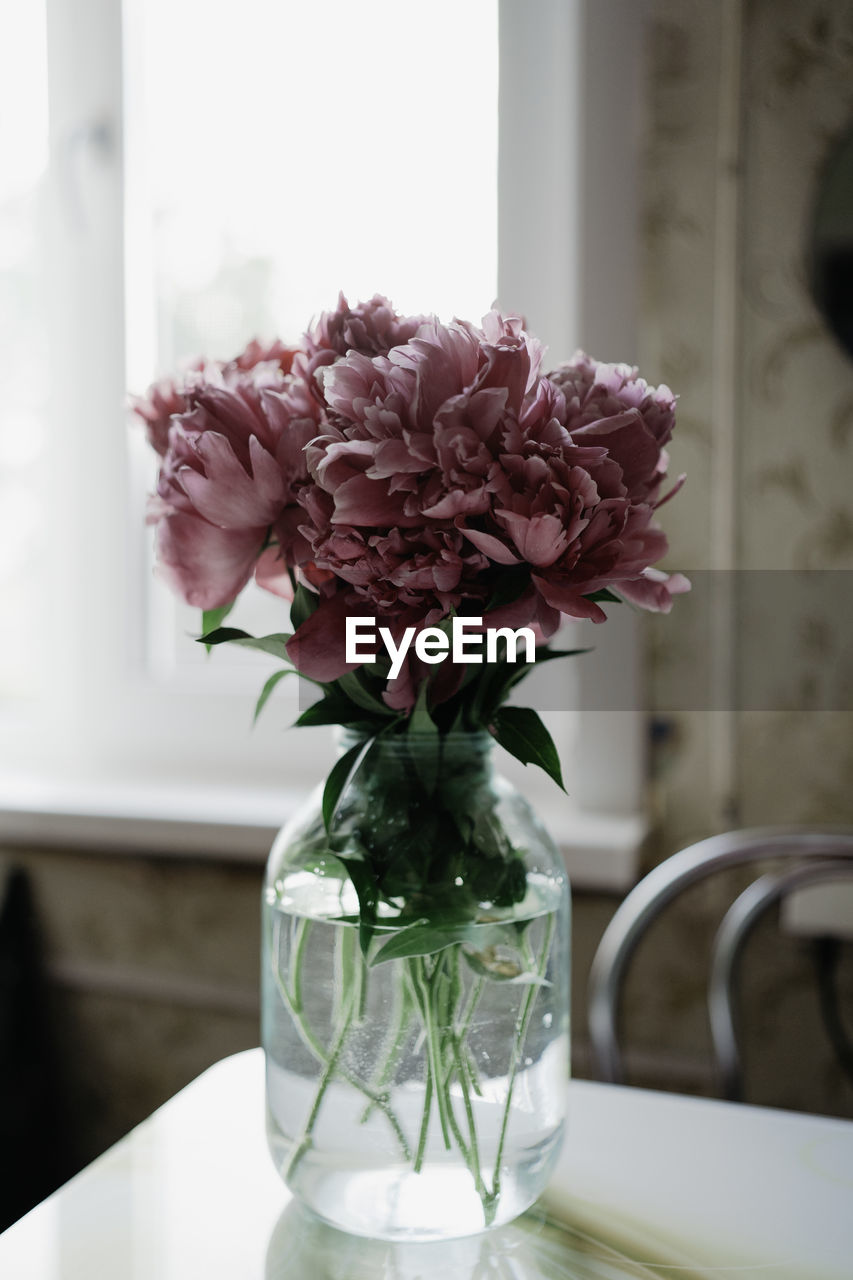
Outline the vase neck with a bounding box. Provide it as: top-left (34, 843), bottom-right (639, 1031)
top-left (338, 728), bottom-right (494, 768)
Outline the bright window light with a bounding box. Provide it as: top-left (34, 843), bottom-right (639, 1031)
top-left (126, 0), bottom-right (498, 375)
top-left (0, 1), bottom-right (49, 702)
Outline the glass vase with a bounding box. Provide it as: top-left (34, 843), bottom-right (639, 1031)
top-left (261, 732), bottom-right (570, 1241)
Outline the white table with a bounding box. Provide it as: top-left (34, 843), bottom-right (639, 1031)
top-left (1, 1049), bottom-right (851, 1279)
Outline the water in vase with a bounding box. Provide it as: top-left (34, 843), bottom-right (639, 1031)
top-left (262, 870), bottom-right (569, 1241)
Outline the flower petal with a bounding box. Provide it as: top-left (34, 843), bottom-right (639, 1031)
top-left (156, 513), bottom-right (265, 609)
top-left (613, 568), bottom-right (691, 612)
top-left (459, 527), bottom-right (522, 565)
top-left (178, 433), bottom-right (285, 528)
top-left (531, 574), bottom-right (608, 623)
top-left (330, 473), bottom-right (416, 527)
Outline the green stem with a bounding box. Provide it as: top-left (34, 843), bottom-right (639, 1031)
top-left (405, 962), bottom-right (435, 1172)
top-left (410, 956), bottom-right (453, 1150)
top-left (359, 970), bottom-right (412, 1124)
top-left (271, 916), bottom-right (412, 1161)
top-left (486, 912), bottom-right (556, 1221)
top-left (413, 1070), bottom-right (433, 1173)
top-left (447, 948), bottom-right (491, 1203)
top-left (456, 961), bottom-right (484, 1039)
top-left (450, 1036), bottom-right (486, 1201)
top-left (444, 1087), bottom-right (473, 1167)
top-left (285, 981), bottom-right (357, 1181)
top-left (407, 947), bottom-right (493, 1211)
top-left (288, 915), bottom-right (311, 1014)
top-left (334, 917), bottom-right (358, 1024)
top-left (432, 957), bottom-right (472, 1165)
top-left (455, 952), bottom-right (484, 1098)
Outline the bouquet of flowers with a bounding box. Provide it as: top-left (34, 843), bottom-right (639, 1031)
top-left (134, 294), bottom-right (687, 1237)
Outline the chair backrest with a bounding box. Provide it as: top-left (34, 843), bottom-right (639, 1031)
top-left (587, 827), bottom-right (853, 1098)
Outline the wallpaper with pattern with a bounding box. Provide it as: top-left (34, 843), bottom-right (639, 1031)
top-left (630, 0), bottom-right (853, 1115)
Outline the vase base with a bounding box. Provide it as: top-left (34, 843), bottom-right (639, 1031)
top-left (270, 1128), bottom-right (563, 1242)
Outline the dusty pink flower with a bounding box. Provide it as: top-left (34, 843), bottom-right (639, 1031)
top-left (310, 313), bottom-right (539, 526)
top-left (482, 435), bottom-right (688, 622)
top-left (152, 363), bottom-right (314, 609)
top-left (285, 319), bottom-right (688, 683)
top-left (132, 338), bottom-right (297, 457)
top-left (547, 351), bottom-right (683, 507)
top-left (139, 305), bottom-right (688, 701)
top-left (284, 316), bottom-right (560, 683)
top-left (130, 358), bottom-right (209, 457)
top-left (224, 337), bottom-right (296, 376)
top-left (290, 293), bottom-right (430, 415)
top-left (302, 292), bottom-right (429, 364)
top-left (312, 520), bottom-right (490, 617)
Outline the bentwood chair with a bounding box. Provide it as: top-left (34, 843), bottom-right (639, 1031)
top-left (588, 828), bottom-right (853, 1100)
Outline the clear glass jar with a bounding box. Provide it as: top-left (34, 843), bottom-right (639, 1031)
top-left (261, 732), bottom-right (570, 1241)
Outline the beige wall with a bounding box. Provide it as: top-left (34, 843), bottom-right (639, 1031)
top-left (624, 0), bottom-right (853, 1115)
top-left (642, 0), bottom-right (853, 844)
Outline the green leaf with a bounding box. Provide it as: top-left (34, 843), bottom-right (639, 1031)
top-left (322, 737), bottom-right (373, 832)
top-left (584, 588), bottom-right (621, 603)
top-left (478, 644), bottom-right (594, 722)
top-left (335, 670), bottom-right (396, 717)
top-left (462, 945), bottom-right (552, 986)
top-left (370, 918), bottom-right (515, 966)
top-left (198, 626), bottom-right (293, 661)
top-left (295, 693), bottom-right (377, 730)
top-left (253, 669), bottom-right (294, 724)
top-left (295, 697), bottom-right (344, 728)
top-left (408, 681), bottom-right (437, 736)
top-left (290, 583), bottom-right (319, 631)
top-left (364, 657), bottom-right (391, 680)
top-left (490, 706), bottom-right (565, 791)
top-left (338, 857), bottom-right (379, 955)
top-left (201, 603), bottom-right (235, 651)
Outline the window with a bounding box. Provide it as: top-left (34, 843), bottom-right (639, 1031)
top-left (0, 3), bottom-right (50, 706)
top-left (1, 0), bottom-right (646, 887)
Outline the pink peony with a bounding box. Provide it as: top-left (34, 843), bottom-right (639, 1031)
top-left (137, 303), bottom-right (688, 704)
top-left (290, 293), bottom-right (431, 416)
top-left (284, 316), bottom-right (688, 689)
top-left (130, 357), bottom-right (209, 457)
top-left (309, 313), bottom-right (539, 527)
top-left (132, 338), bottom-right (297, 457)
top-left (224, 338), bottom-right (296, 377)
top-left (547, 350), bottom-right (683, 508)
top-left (152, 362), bottom-right (314, 609)
top-left (138, 300), bottom-right (436, 613)
top-left (303, 292), bottom-right (429, 362)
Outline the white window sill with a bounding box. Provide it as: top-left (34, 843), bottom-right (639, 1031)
top-left (0, 771), bottom-right (643, 892)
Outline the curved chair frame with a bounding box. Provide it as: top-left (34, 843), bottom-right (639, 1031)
top-left (588, 827), bottom-right (853, 1091)
top-left (709, 859), bottom-right (853, 1099)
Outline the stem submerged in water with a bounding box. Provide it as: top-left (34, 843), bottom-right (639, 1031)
top-left (285, 979), bottom-right (357, 1181)
top-left (274, 905), bottom-right (557, 1226)
top-left (403, 912), bottom-right (555, 1226)
top-left (484, 911), bottom-right (556, 1223)
top-left (359, 970), bottom-right (412, 1125)
top-left (272, 915), bottom-right (412, 1170)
